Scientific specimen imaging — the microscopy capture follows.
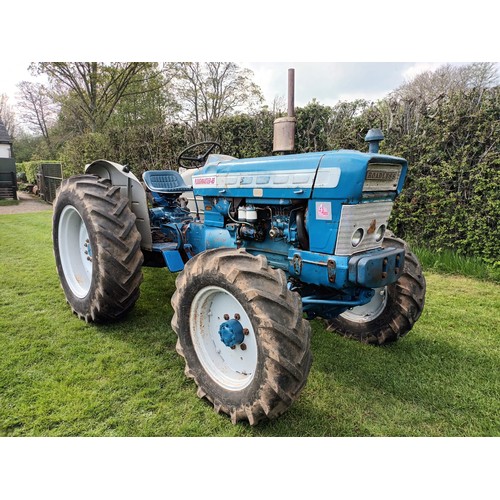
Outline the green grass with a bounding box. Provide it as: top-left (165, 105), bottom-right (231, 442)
top-left (413, 245), bottom-right (500, 283)
top-left (0, 199), bottom-right (19, 206)
top-left (1, 212), bottom-right (499, 436)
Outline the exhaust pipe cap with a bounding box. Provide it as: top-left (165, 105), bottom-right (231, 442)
top-left (365, 128), bottom-right (384, 154)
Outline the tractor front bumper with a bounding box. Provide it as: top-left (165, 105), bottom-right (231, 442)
top-left (287, 246), bottom-right (405, 290)
top-left (348, 247), bottom-right (405, 288)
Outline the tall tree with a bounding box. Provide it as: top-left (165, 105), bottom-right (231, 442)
top-left (0, 94), bottom-right (16, 138)
top-left (170, 62), bottom-right (263, 126)
top-left (32, 62), bottom-right (169, 132)
top-left (383, 62), bottom-right (499, 135)
top-left (393, 62), bottom-right (498, 106)
top-left (16, 81), bottom-right (58, 154)
top-left (108, 66), bottom-right (179, 128)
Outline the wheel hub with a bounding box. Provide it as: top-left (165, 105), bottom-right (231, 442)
top-left (341, 286), bottom-right (388, 323)
top-left (85, 239), bottom-right (93, 259)
top-left (218, 318), bottom-right (244, 348)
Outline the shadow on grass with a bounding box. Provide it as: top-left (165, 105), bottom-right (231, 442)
top-left (96, 268), bottom-right (178, 351)
top-left (41, 265), bottom-right (499, 437)
top-left (291, 323), bottom-right (500, 436)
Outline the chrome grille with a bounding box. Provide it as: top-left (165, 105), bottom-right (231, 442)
top-left (335, 201), bottom-right (394, 255)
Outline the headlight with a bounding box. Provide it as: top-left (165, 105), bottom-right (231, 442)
top-left (351, 228), bottom-right (364, 247)
top-left (375, 224), bottom-right (386, 242)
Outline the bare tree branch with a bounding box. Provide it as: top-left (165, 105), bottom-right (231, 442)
top-left (16, 81), bottom-right (58, 153)
top-left (170, 62), bottom-right (263, 127)
top-left (0, 94), bottom-right (16, 138)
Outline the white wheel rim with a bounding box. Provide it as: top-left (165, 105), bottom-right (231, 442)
top-left (190, 286), bottom-right (258, 391)
top-left (58, 205), bottom-right (93, 298)
top-left (341, 287), bottom-right (388, 323)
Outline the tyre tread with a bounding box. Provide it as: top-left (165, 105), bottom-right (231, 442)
top-left (171, 248), bottom-right (312, 425)
top-left (326, 232), bottom-right (426, 345)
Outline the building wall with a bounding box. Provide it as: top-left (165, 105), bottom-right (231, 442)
top-left (0, 144), bottom-right (11, 158)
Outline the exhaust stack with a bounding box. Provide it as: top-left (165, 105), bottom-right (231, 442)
top-left (273, 68), bottom-right (296, 153)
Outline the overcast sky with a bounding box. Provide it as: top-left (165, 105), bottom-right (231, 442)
top-left (1, 2), bottom-right (497, 113)
top-left (242, 62), bottom-right (459, 106)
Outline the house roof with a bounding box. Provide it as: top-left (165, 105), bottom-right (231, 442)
top-left (0, 118), bottom-right (12, 144)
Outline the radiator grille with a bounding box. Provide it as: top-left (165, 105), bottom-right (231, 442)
top-left (335, 201), bottom-right (394, 255)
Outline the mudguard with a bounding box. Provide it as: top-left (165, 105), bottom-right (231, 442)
top-left (85, 160), bottom-right (153, 251)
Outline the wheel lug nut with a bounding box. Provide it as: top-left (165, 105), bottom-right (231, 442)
top-left (240, 343), bottom-right (247, 351)
top-left (224, 314), bottom-right (230, 320)
top-left (243, 328), bottom-right (249, 335)
top-left (230, 345), bottom-right (236, 350)
top-left (234, 313), bottom-right (240, 320)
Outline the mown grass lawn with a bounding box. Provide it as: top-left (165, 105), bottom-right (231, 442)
top-left (1, 211), bottom-right (499, 436)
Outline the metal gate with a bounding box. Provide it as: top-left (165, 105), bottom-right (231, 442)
top-left (37, 163), bottom-right (63, 203)
top-left (0, 158), bottom-right (17, 200)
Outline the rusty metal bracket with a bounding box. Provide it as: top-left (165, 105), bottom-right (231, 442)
top-left (327, 259), bottom-right (336, 283)
top-left (292, 254), bottom-right (302, 276)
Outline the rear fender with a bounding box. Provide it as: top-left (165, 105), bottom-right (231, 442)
top-left (85, 159), bottom-right (153, 251)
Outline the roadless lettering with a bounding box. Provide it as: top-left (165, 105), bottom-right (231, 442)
top-left (193, 176), bottom-right (217, 185)
top-left (366, 171), bottom-right (398, 181)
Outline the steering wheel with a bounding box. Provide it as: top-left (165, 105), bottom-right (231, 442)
top-left (177, 141), bottom-right (222, 169)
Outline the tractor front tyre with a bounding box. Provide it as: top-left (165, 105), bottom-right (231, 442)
top-left (171, 248), bottom-right (312, 425)
top-left (53, 175), bottom-right (144, 322)
top-left (325, 233), bottom-right (426, 345)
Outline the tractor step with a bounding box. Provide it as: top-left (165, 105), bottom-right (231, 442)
top-left (152, 242), bottom-right (185, 272)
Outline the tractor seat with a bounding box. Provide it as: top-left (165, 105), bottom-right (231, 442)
top-left (142, 170), bottom-right (191, 194)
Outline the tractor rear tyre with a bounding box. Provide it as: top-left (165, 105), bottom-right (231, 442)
top-left (325, 232), bottom-right (426, 345)
top-left (171, 248), bottom-right (312, 425)
top-left (53, 175), bottom-right (144, 322)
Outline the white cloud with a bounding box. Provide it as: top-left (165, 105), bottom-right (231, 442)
top-left (402, 63), bottom-right (446, 82)
top-left (0, 61), bottom-right (40, 105)
top-left (335, 91), bottom-right (388, 104)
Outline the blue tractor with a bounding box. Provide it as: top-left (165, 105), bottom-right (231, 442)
top-left (52, 133), bottom-right (426, 425)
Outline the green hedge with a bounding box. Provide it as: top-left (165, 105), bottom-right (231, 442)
top-left (16, 160), bottom-right (62, 184)
top-left (387, 87), bottom-right (500, 266)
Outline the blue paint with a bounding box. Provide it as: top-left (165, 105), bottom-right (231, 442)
top-left (349, 247), bottom-right (405, 288)
top-left (365, 128), bottom-right (385, 154)
top-left (218, 319), bottom-right (244, 347)
top-left (161, 249), bottom-right (184, 272)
